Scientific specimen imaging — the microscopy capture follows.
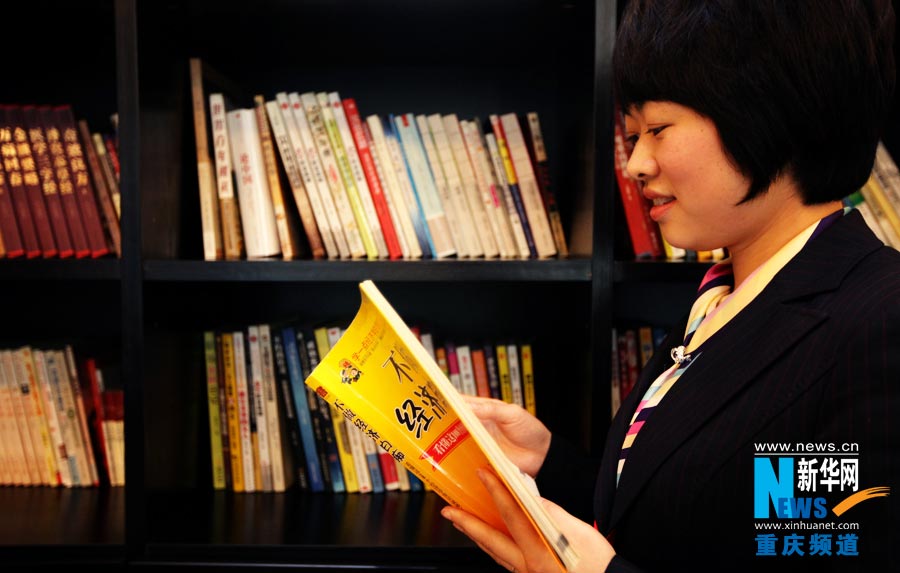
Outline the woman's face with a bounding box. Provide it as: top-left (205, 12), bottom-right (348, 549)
top-left (624, 101), bottom-right (772, 252)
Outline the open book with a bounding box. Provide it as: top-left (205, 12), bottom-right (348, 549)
top-left (304, 280), bottom-right (579, 572)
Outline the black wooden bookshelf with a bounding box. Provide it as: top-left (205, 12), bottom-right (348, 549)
top-left (9, 0), bottom-right (899, 570)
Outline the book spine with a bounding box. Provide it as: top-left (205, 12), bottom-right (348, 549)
top-left (300, 93), bottom-right (366, 259)
top-left (1, 106), bottom-right (42, 258)
top-left (64, 347), bottom-right (99, 486)
top-left (365, 115), bottom-right (421, 259)
top-left (78, 120), bottom-right (121, 257)
top-left (456, 345), bottom-right (477, 396)
top-left (93, 132), bottom-right (121, 220)
top-left (343, 98), bottom-right (403, 259)
top-left (487, 117), bottom-right (537, 258)
top-left (321, 326), bottom-right (359, 492)
top-left (189, 58), bottom-right (224, 260)
top-left (520, 344), bottom-right (536, 416)
top-left (55, 105), bottom-right (110, 257)
top-left (495, 344), bottom-right (513, 404)
top-left (247, 326), bottom-right (273, 491)
top-left (15, 347), bottom-right (56, 484)
top-left (258, 325), bottom-right (287, 492)
top-left (226, 109), bottom-right (281, 259)
top-left (506, 344), bottom-right (525, 408)
top-left (263, 98), bottom-right (326, 259)
top-left (270, 330), bottom-right (309, 490)
top-left (485, 132), bottom-right (531, 258)
top-left (394, 113), bottom-right (456, 258)
top-left (254, 95), bottom-right (298, 260)
top-left (45, 350), bottom-right (84, 485)
top-left (0, 352), bottom-right (29, 484)
top-left (286, 92), bottom-right (348, 259)
top-left (525, 112), bottom-right (568, 257)
top-left (281, 326), bottom-right (326, 492)
top-left (2, 350), bottom-right (40, 483)
top-left (305, 332), bottom-right (344, 493)
top-left (214, 333), bottom-right (233, 489)
top-left (31, 350), bottom-right (64, 485)
top-left (220, 333), bottom-right (245, 492)
top-left (470, 348), bottom-right (491, 398)
top-left (461, 119), bottom-right (517, 258)
top-left (231, 330), bottom-right (256, 491)
top-left (445, 342), bottom-right (463, 393)
top-left (499, 113), bottom-right (557, 258)
top-left (0, 149), bottom-right (24, 258)
top-left (483, 344), bottom-right (502, 400)
top-left (329, 92), bottom-right (388, 259)
top-left (208, 93), bottom-right (244, 260)
top-left (204, 332), bottom-right (227, 490)
top-left (416, 115), bottom-right (468, 258)
top-left (39, 106), bottom-right (90, 258)
top-left (275, 93), bottom-right (338, 259)
top-left (385, 116), bottom-right (433, 258)
top-left (8, 106), bottom-right (58, 257)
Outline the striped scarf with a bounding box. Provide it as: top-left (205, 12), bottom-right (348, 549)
top-left (616, 208), bottom-right (847, 486)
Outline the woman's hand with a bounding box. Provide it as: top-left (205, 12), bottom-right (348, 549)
top-left (441, 468), bottom-right (615, 573)
top-left (463, 395), bottom-right (551, 478)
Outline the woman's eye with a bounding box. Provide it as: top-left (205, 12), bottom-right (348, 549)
top-left (625, 134), bottom-right (639, 147)
top-left (648, 125), bottom-right (669, 136)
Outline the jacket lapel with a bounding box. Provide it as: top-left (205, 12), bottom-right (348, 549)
top-left (602, 209), bottom-right (883, 531)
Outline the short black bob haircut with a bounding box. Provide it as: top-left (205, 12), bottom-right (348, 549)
top-left (614, 0), bottom-right (896, 204)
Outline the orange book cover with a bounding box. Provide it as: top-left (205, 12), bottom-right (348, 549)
top-left (305, 281), bottom-right (579, 571)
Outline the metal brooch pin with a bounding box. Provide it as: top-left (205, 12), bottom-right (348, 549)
top-left (670, 345), bottom-right (691, 365)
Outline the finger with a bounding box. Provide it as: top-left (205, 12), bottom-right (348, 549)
top-left (477, 469), bottom-right (548, 553)
top-left (441, 505), bottom-right (526, 573)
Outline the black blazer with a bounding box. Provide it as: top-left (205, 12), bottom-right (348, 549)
top-left (537, 210), bottom-right (900, 572)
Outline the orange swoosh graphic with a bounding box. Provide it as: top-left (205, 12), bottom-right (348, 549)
top-left (832, 487), bottom-right (890, 516)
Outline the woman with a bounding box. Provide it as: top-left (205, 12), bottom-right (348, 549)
top-left (440, 1), bottom-right (900, 571)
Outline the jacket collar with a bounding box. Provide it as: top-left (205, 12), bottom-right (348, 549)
top-left (599, 209), bottom-right (883, 531)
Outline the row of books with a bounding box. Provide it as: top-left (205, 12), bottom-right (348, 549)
top-left (190, 58), bottom-right (568, 262)
top-left (610, 325), bottom-right (667, 419)
top-left (614, 106), bottom-right (900, 259)
top-left (0, 345), bottom-right (123, 487)
top-left (203, 321), bottom-right (538, 493)
top-left (0, 105), bottom-right (121, 260)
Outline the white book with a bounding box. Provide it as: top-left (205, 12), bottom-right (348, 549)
top-left (419, 332), bottom-right (436, 360)
top-left (32, 350), bottom-right (67, 487)
top-left (456, 345), bottom-right (477, 396)
top-left (231, 330), bottom-right (256, 492)
top-left (329, 92), bottom-right (389, 259)
top-left (346, 416), bottom-right (373, 493)
top-left (507, 344), bottom-right (525, 408)
top-left (42, 351), bottom-right (76, 486)
top-left (393, 113), bottom-right (456, 258)
top-left (385, 119), bottom-right (433, 258)
top-left (416, 115), bottom-right (468, 258)
top-left (225, 109), bottom-right (281, 259)
top-left (63, 346), bottom-right (100, 486)
top-left (362, 119), bottom-right (411, 259)
top-left (264, 99), bottom-right (329, 260)
top-left (461, 119), bottom-right (518, 258)
top-left (247, 325), bottom-right (273, 492)
top-left (14, 347), bottom-right (56, 485)
top-left (52, 349), bottom-right (95, 486)
top-left (428, 114), bottom-right (483, 258)
top-left (0, 351), bottom-right (28, 485)
top-left (500, 113), bottom-right (557, 258)
top-left (443, 114), bottom-right (499, 258)
top-left (365, 115), bottom-right (422, 259)
top-left (300, 92), bottom-right (366, 258)
top-left (1, 350), bottom-right (39, 484)
top-left (258, 324), bottom-right (287, 492)
top-left (284, 92), bottom-right (349, 259)
top-left (485, 132), bottom-right (531, 258)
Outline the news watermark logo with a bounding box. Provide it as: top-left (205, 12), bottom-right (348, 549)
top-left (752, 442), bottom-right (889, 558)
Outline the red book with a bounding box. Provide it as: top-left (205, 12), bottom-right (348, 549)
top-left (0, 155), bottom-right (24, 258)
top-left (613, 110), bottom-right (664, 259)
top-left (7, 106), bottom-right (58, 257)
top-left (54, 105), bottom-right (109, 257)
top-left (23, 106), bottom-right (74, 258)
top-left (81, 358), bottom-right (111, 486)
top-left (103, 134), bottom-right (120, 182)
top-left (39, 106), bottom-right (91, 258)
top-left (78, 119), bottom-right (121, 256)
top-left (471, 348), bottom-right (491, 398)
top-left (0, 106), bottom-right (42, 258)
top-left (342, 98), bottom-right (403, 260)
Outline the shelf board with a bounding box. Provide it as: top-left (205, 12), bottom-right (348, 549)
top-left (0, 258), bottom-right (121, 281)
top-left (614, 260), bottom-right (713, 283)
top-left (143, 258), bottom-right (592, 283)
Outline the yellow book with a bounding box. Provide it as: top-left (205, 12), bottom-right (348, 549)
top-left (203, 332), bottom-right (226, 490)
top-left (314, 326), bottom-right (360, 493)
top-left (495, 345), bottom-right (513, 404)
top-left (520, 344), bottom-right (536, 416)
top-left (220, 333), bottom-right (244, 492)
top-left (305, 281), bottom-right (580, 572)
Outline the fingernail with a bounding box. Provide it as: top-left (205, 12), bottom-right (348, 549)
top-left (476, 468), bottom-right (487, 482)
top-left (441, 507), bottom-right (453, 520)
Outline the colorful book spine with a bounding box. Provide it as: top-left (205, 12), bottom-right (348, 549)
top-left (204, 332), bottom-right (227, 490)
top-left (254, 96), bottom-right (297, 261)
top-left (495, 344), bottom-right (514, 404)
top-left (270, 330), bottom-right (309, 490)
top-left (520, 344), bottom-right (536, 416)
top-left (485, 131), bottom-right (532, 258)
top-left (303, 330), bottom-right (344, 493)
top-left (78, 119), bottom-right (121, 257)
top-left (0, 106), bottom-right (42, 258)
top-left (420, 114), bottom-right (471, 258)
top-left (487, 116), bottom-right (537, 258)
top-left (525, 111), bottom-right (568, 257)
